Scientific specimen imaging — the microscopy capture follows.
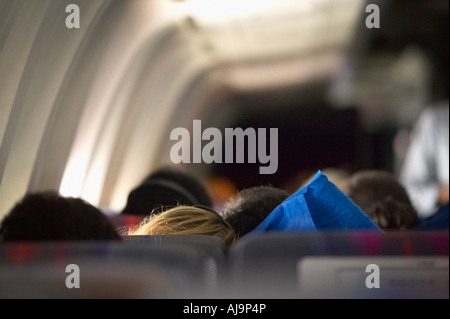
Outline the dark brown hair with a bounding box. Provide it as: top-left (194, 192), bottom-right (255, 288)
top-left (346, 170), bottom-right (419, 230)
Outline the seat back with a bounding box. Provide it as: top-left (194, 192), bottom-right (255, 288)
top-left (226, 231), bottom-right (449, 298)
top-left (0, 240), bottom-right (220, 298)
top-left (123, 234), bottom-right (229, 264)
top-left (298, 255), bottom-right (448, 298)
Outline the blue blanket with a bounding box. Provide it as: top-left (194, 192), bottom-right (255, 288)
top-left (250, 171), bottom-right (382, 233)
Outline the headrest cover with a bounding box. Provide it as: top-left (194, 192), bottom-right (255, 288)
top-left (249, 171), bottom-right (382, 234)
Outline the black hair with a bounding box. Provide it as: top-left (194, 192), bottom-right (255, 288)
top-left (121, 166), bottom-right (213, 217)
top-left (0, 191), bottom-right (122, 242)
top-left (221, 186), bottom-right (289, 238)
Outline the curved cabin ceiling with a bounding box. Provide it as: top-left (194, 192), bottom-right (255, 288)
top-left (173, 0), bottom-right (365, 90)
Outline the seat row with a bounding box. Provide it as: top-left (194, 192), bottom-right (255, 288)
top-left (0, 231), bottom-right (448, 299)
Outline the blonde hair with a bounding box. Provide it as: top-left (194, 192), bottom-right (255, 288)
top-left (128, 206), bottom-right (236, 247)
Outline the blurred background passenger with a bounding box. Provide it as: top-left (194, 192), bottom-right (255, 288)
top-left (128, 206), bottom-right (236, 249)
top-left (346, 170), bottom-right (419, 230)
top-left (121, 166), bottom-right (214, 217)
top-left (0, 191), bottom-right (122, 242)
top-left (413, 202), bottom-right (449, 231)
top-left (399, 102), bottom-right (449, 218)
top-left (221, 186), bottom-right (289, 239)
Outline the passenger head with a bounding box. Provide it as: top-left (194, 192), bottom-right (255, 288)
top-left (221, 186), bottom-right (290, 238)
top-left (128, 206), bottom-right (236, 248)
top-left (121, 166), bottom-right (213, 217)
top-left (345, 170), bottom-right (419, 230)
top-left (0, 191), bottom-right (122, 242)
